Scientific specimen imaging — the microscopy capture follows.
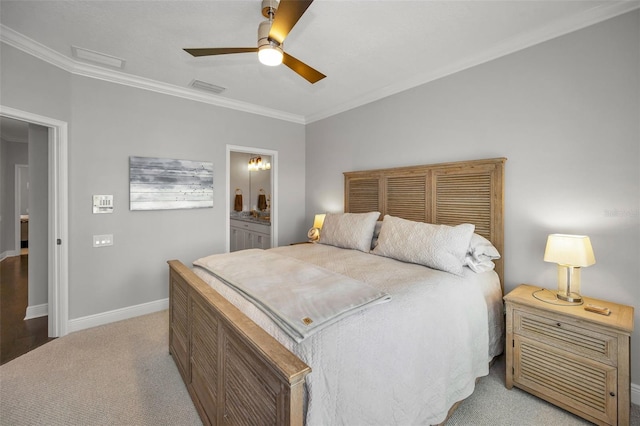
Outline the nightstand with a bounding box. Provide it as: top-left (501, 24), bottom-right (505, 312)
top-left (504, 284), bottom-right (634, 425)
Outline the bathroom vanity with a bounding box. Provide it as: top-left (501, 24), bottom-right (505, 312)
top-left (230, 217), bottom-right (271, 251)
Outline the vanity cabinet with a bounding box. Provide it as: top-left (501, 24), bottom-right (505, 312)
top-left (230, 219), bottom-right (271, 252)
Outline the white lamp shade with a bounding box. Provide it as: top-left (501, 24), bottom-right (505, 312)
top-left (544, 234), bottom-right (596, 267)
top-left (313, 214), bottom-right (326, 230)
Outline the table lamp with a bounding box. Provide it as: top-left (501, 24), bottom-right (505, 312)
top-left (307, 214), bottom-right (326, 242)
top-left (543, 234), bottom-right (596, 303)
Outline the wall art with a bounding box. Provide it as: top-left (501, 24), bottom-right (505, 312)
top-left (129, 156), bottom-right (213, 210)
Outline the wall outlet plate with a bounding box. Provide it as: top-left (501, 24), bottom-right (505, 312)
top-left (93, 234), bottom-right (113, 247)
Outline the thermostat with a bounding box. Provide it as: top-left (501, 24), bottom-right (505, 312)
top-left (93, 195), bottom-right (114, 214)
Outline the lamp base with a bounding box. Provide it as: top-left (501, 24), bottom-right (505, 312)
top-left (557, 291), bottom-right (582, 303)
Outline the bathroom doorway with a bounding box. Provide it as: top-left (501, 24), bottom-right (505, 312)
top-left (226, 145), bottom-right (278, 252)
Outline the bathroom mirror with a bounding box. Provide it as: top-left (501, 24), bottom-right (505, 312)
top-left (230, 151), bottom-right (272, 217)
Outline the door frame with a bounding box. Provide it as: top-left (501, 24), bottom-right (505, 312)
top-left (1, 105), bottom-right (69, 337)
top-left (14, 164), bottom-right (28, 254)
top-left (226, 145), bottom-right (278, 251)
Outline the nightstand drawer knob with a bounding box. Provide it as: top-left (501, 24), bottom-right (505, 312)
top-left (610, 392), bottom-right (616, 397)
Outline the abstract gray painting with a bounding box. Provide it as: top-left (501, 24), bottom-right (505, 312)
top-left (129, 156), bottom-right (213, 210)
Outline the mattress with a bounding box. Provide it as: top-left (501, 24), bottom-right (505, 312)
top-left (193, 243), bottom-right (504, 425)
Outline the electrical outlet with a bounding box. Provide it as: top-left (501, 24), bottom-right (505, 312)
top-left (93, 234), bottom-right (113, 247)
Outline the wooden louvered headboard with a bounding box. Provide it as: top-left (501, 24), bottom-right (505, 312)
top-left (344, 157), bottom-right (506, 292)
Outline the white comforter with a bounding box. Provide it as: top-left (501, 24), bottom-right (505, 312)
top-left (192, 243), bottom-right (502, 425)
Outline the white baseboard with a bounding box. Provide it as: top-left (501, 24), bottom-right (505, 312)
top-left (632, 382), bottom-right (640, 405)
top-left (24, 303), bottom-right (48, 319)
top-left (0, 250), bottom-right (19, 261)
top-left (67, 298), bottom-right (169, 334)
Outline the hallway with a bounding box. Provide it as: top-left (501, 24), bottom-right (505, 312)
top-left (0, 254), bottom-right (53, 365)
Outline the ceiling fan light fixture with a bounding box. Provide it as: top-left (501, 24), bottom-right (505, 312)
top-left (258, 44), bottom-right (283, 66)
top-left (257, 20), bottom-right (283, 66)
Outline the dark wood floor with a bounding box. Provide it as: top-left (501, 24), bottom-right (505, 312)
top-left (0, 254), bottom-right (54, 365)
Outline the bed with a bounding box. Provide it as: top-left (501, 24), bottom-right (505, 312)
top-left (168, 157), bottom-right (506, 425)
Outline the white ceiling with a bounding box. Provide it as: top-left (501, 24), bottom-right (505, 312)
top-left (0, 1), bottom-right (637, 124)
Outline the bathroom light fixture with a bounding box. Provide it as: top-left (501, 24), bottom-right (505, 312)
top-left (248, 156), bottom-right (271, 171)
top-left (544, 234), bottom-right (596, 303)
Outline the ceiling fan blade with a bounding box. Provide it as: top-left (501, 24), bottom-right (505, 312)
top-left (269, 0), bottom-right (313, 45)
top-left (184, 47), bottom-right (257, 57)
top-left (283, 52), bottom-right (325, 84)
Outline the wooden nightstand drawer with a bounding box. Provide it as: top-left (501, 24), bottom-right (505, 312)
top-left (514, 310), bottom-right (617, 365)
top-left (514, 335), bottom-right (618, 425)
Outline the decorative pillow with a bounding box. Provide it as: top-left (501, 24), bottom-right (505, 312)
top-left (319, 212), bottom-right (380, 252)
top-left (372, 215), bottom-right (475, 275)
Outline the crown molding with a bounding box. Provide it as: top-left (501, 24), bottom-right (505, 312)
top-left (305, 1), bottom-right (640, 123)
top-left (0, 24), bottom-right (305, 125)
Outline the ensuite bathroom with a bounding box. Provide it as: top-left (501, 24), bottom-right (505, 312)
top-left (229, 151), bottom-right (272, 251)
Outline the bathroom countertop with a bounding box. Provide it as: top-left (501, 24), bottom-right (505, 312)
top-left (230, 215), bottom-right (271, 226)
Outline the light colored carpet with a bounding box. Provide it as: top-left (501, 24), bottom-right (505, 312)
top-left (1, 310), bottom-right (638, 425)
top-left (0, 310), bottom-right (202, 426)
top-left (448, 356), bottom-right (640, 425)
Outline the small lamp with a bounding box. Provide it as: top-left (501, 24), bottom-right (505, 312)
top-left (307, 214), bottom-right (326, 242)
top-left (543, 234), bottom-right (596, 303)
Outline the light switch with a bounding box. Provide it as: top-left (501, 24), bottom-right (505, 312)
top-left (93, 234), bottom-right (113, 247)
top-left (93, 195), bottom-right (114, 214)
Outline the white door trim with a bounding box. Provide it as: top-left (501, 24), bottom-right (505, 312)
top-left (14, 164), bottom-right (28, 257)
top-left (226, 145), bottom-right (278, 252)
top-left (1, 105), bottom-right (69, 337)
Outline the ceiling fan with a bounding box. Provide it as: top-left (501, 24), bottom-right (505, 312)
top-left (184, 0), bottom-right (326, 84)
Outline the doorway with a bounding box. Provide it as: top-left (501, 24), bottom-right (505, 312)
top-left (0, 106), bottom-right (69, 338)
top-left (226, 145), bottom-right (278, 252)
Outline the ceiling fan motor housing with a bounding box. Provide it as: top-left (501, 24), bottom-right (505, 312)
top-left (258, 20), bottom-right (283, 66)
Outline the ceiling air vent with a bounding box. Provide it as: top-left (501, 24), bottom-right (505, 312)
top-left (71, 46), bottom-right (125, 69)
top-left (190, 79), bottom-right (226, 94)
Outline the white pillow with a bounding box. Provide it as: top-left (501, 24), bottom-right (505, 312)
top-left (465, 233), bottom-right (501, 273)
top-left (468, 233), bottom-right (500, 259)
top-left (372, 215), bottom-right (475, 275)
top-left (465, 254), bottom-right (496, 273)
top-left (319, 212), bottom-right (380, 253)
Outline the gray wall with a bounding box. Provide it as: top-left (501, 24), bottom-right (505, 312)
top-left (306, 11), bottom-right (639, 384)
top-left (66, 75), bottom-right (305, 319)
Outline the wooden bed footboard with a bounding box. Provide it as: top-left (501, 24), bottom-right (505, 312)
top-left (168, 260), bottom-right (311, 426)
